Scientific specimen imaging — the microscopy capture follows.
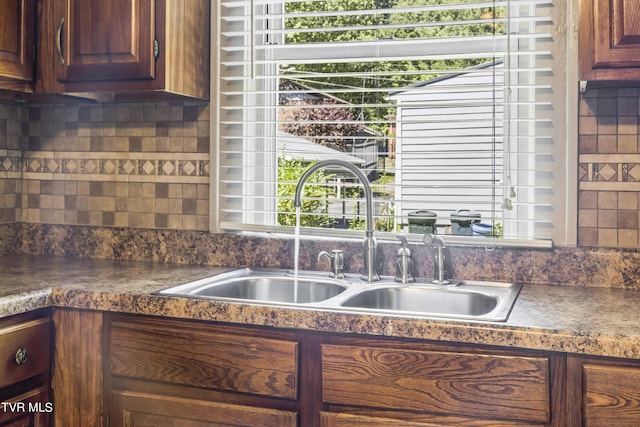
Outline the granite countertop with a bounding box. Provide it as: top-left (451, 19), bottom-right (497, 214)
top-left (2, 255), bottom-right (640, 360)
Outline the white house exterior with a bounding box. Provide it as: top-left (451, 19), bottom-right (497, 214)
top-left (279, 80), bottom-right (382, 180)
top-left (388, 60), bottom-right (504, 229)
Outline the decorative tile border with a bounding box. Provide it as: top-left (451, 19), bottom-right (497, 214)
top-left (579, 155), bottom-right (640, 190)
top-left (21, 151), bottom-right (209, 183)
top-left (0, 154), bottom-right (22, 174)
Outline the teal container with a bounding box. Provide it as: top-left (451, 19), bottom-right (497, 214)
top-left (408, 210), bottom-right (437, 234)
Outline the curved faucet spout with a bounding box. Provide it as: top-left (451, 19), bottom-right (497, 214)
top-left (294, 160), bottom-right (380, 282)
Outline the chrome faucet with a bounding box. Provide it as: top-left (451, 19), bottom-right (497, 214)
top-left (294, 160), bottom-right (380, 282)
top-left (424, 233), bottom-right (449, 285)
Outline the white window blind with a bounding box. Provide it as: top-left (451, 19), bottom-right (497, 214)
top-left (214, 0), bottom-right (571, 246)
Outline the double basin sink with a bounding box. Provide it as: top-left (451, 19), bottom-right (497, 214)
top-left (155, 268), bottom-right (521, 322)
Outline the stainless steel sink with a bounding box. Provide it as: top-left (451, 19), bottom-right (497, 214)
top-left (154, 268), bottom-right (347, 304)
top-left (336, 279), bottom-right (521, 321)
top-left (338, 286), bottom-right (500, 319)
top-left (154, 268), bottom-right (521, 322)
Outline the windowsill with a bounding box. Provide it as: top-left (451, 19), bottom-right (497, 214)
top-left (219, 223), bottom-right (553, 249)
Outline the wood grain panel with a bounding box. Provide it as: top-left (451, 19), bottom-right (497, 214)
top-left (109, 318), bottom-right (299, 400)
top-left (111, 390), bottom-right (297, 427)
top-left (322, 344), bottom-right (550, 423)
top-left (594, 0), bottom-right (640, 67)
top-left (611, 0), bottom-right (640, 46)
top-left (0, 0), bottom-right (34, 87)
top-left (583, 363), bottom-right (640, 426)
top-left (0, 0), bottom-right (20, 58)
top-left (163, 0), bottom-right (210, 98)
top-left (51, 309), bottom-right (104, 427)
top-left (320, 411), bottom-right (545, 427)
top-left (580, 0), bottom-right (640, 79)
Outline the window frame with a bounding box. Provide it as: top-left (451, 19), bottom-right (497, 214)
top-left (209, 0), bottom-right (579, 248)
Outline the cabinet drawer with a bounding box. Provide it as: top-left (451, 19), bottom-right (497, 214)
top-left (0, 317), bottom-right (51, 389)
top-left (109, 319), bottom-right (299, 400)
top-left (583, 363), bottom-right (640, 426)
top-left (322, 344), bottom-right (550, 423)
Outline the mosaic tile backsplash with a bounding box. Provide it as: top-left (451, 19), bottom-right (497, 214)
top-left (0, 100), bottom-right (210, 230)
top-left (0, 103), bottom-right (22, 224)
top-left (579, 87), bottom-right (640, 247)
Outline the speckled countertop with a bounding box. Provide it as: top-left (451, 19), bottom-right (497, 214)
top-left (2, 254), bottom-right (640, 360)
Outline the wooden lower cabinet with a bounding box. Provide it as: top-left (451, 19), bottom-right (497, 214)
top-left (568, 355), bottom-right (640, 426)
top-left (103, 315), bottom-right (566, 427)
top-left (54, 311), bottom-right (640, 426)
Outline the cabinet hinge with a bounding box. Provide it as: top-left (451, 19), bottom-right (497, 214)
top-left (154, 39), bottom-right (160, 60)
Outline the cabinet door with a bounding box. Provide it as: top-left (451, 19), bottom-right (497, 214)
top-left (54, 0), bottom-right (155, 83)
top-left (0, 0), bottom-right (35, 88)
top-left (583, 363), bottom-right (640, 426)
top-left (580, 0), bottom-right (640, 79)
top-left (111, 391), bottom-right (297, 427)
top-left (37, 0), bottom-right (209, 99)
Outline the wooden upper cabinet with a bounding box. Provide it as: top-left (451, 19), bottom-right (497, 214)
top-left (580, 0), bottom-right (640, 80)
top-left (57, 0), bottom-right (156, 83)
top-left (37, 0), bottom-right (210, 100)
top-left (0, 0), bottom-right (35, 93)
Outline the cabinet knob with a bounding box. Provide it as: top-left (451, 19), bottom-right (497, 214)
top-left (15, 347), bottom-right (28, 365)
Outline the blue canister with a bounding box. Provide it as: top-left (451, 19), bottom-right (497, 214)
top-left (472, 222), bottom-right (493, 236)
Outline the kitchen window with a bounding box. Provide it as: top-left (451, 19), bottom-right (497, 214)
top-left (212, 0), bottom-right (577, 246)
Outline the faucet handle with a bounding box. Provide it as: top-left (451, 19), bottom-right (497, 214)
top-left (395, 235), bottom-right (415, 283)
top-left (318, 249), bottom-right (345, 279)
top-left (423, 232), bottom-right (445, 248)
